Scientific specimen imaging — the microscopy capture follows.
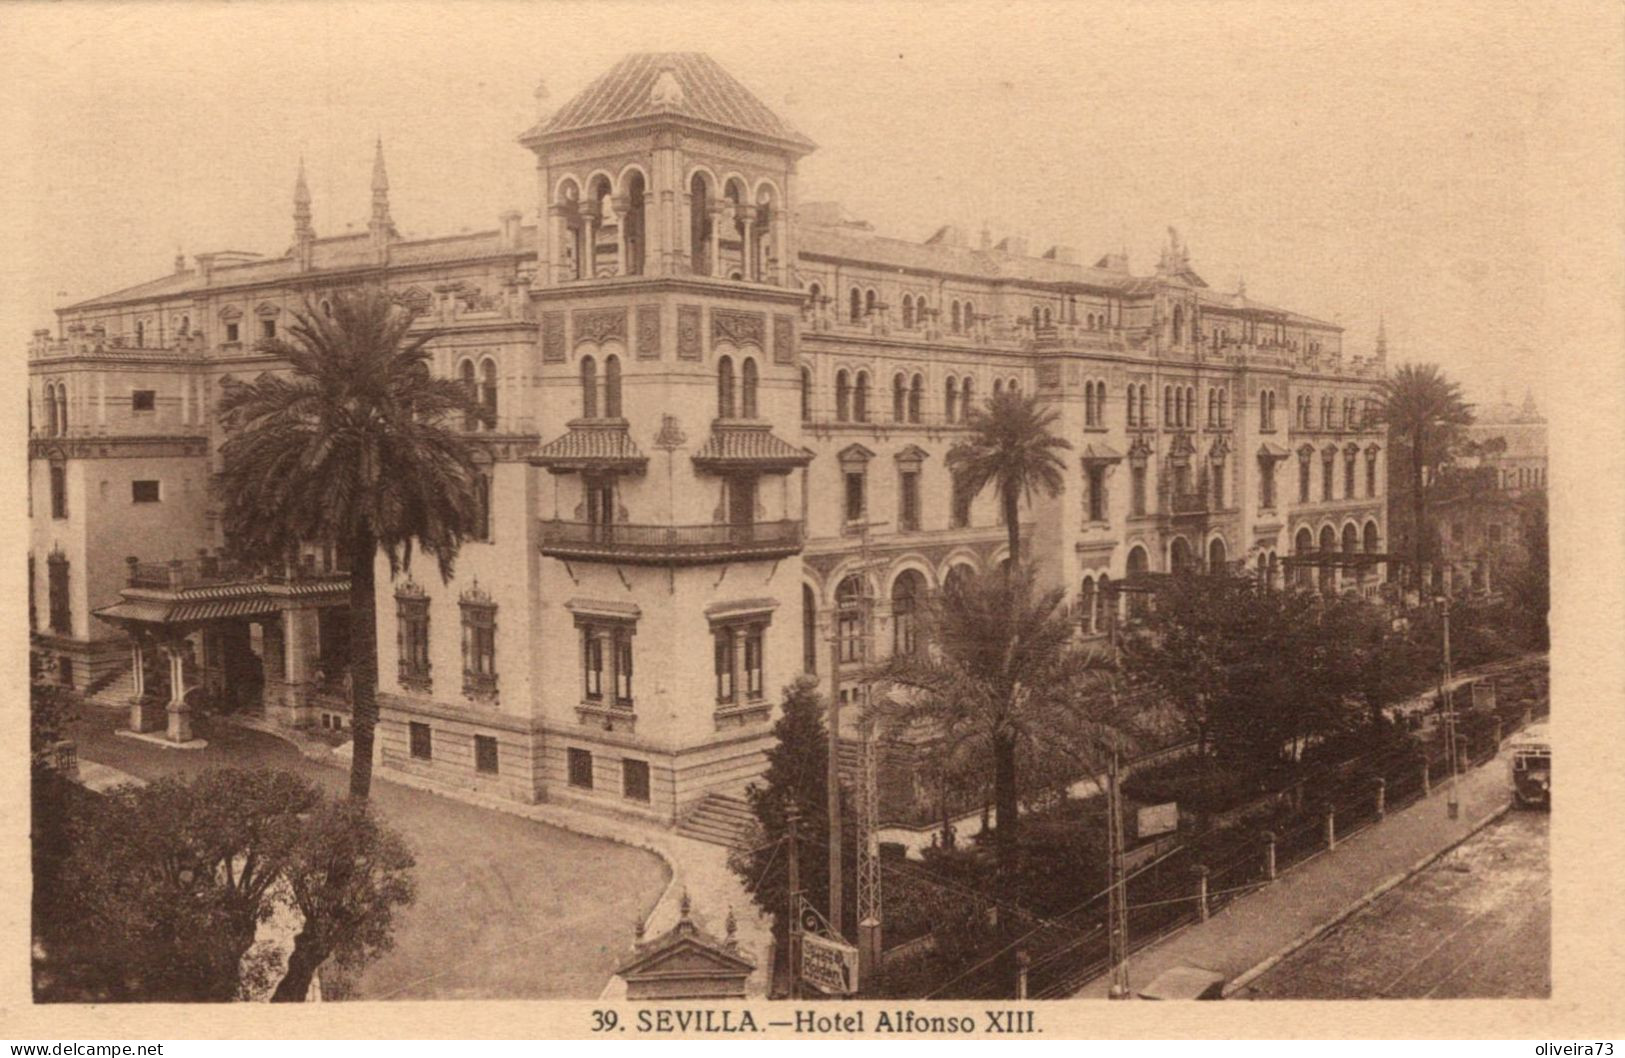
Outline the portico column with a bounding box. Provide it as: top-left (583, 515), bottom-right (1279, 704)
top-left (130, 637), bottom-right (145, 699)
top-left (165, 641), bottom-right (193, 743)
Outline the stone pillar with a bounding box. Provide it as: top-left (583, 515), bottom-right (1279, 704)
top-left (578, 201), bottom-right (598, 279)
top-left (738, 205), bottom-right (757, 282)
top-left (1375, 777), bottom-right (1386, 819)
top-left (1195, 865), bottom-right (1210, 922)
top-left (281, 607), bottom-right (320, 728)
top-left (547, 204), bottom-right (570, 283)
top-left (164, 642), bottom-right (192, 743)
top-left (1324, 802), bottom-right (1337, 851)
top-left (610, 195), bottom-right (629, 276)
top-left (128, 635), bottom-right (165, 733)
top-left (1264, 831), bottom-right (1277, 881)
top-left (710, 201), bottom-right (726, 278)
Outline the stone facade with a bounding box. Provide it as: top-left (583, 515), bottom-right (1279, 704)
top-left (27, 52), bottom-right (1387, 824)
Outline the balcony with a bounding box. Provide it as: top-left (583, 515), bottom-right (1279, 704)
top-left (1169, 492), bottom-right (1209, 516)
top-left (538, 519), bottom-right (804, 566)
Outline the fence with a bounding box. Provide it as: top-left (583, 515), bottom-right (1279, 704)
top-left (875, 655), bottom-right (1549, 1000)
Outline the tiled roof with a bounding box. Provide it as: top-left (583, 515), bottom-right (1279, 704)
top-left (64, 227), bottom-right (539, 312)
top-left (796, 224), bottom-right (1134, 290)
top-left (526, 53), bottom-right (813, 150)
top-left (692, 424), bottom-right (811, 469)
top-left (532, 422), bottom-right (648, 470)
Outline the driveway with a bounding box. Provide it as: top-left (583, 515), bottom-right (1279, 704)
top-left (65, 707), bottom-right (671, 1000)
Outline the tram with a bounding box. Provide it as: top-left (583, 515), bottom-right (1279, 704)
top-left (1509, 723), bottom-right (1550, 809)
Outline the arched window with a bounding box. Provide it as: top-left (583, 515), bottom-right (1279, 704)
top-left (179, 314), bottom-right (190, 334)
top-left (850, 287), bottom-right (863, 323)
top-left (1042, 307), bottom-right (1053, 328)
top-left (893, 373), bottom-right (907, 422)
top-left (1164, 386), bottom-right (1174, 426)
top-left (56, 386), bottom-right (67, 434)
top-left (865, 289), bottom-right (878, 318)
top-left (460, 359), bottom-right (478, 430)
top-left (1208, 537), bottom-right (1227, 573)
top-left (950, 300), bottom-right (961, 333)
top-left (1085, 382), bottom-right (1097, 426)
top-left (741, 358), bottom-right (758, 418)
top-left (1126, 383), bottom-right (1137, 426)
top-left (134, 321), bottom-right (144, 347)
top-left (689, 172), bottom-right (713, 276)
top-left (961, 377), bottom-right (975, 416)
top-left (717, 356), bottom-right (736, 418)
top-left (604, 355), bottom-right (623, 418)
top-left (800, 367), bottom-right (813, 422)
top-left (480, 358), bottom-right (499, 427)
top-left (1172, 304), bottom-right (1184, 344)
top-left (1207, 389), bottom-right (1217, 427)
top-left (892, 570), bottom-right (924, 656)
top-left (1170, 536), bottom-right (1194, 575)
top-left (836, 370), bottom-right (851, 422)
top-left (44, 384), bottom-right (58, 436)
top-left (993, 379), bottom-right (1004, 398)
top-left (1342, 522), bottom-right (1359, 555)
top-left (807, 282), bottom-right (822, 310)
top-left (1080, 576), bottom-right (1097, 634)
top-left (945, 377), bottom-right (959, 423)
top-left (1363, 520), bottom-right (1380, 553)
top-left (1185, 387), bottom-right (1196, 429)
top-left (901, 295), bottom-right (914, 330)
top-left (623, 170), bottom-right (646, 276)
top-left (915, 298), bottom-right (929, 328)
top-left (1008, 377), bottom-right (1019, 394)
top-left (580, 355), bottom-right (598, 418)
top-left (1096, 381), bottom-right (1107, 427)
top-left (1260, 390), bottom-right (1270, 430)
top-left (1219, 389), bottom-right (1228, 427)
top-left (908, 374), bottom-right (923, 423)
top-left (944, 563), bottom-right (974, 597)
top-left (1031, 306), bottom-right (1042, 330)
top-left (1139, 384), bottom-right (1149, 426)
top-left (963, 301), bottom-right (975, 332)
top-left (854, 371), bottom-right (871, 422)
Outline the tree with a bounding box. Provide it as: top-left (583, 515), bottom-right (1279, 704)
top-left (947, 390), bottom-right (1071, 572)
top-left (1377, 363), bottom-right (1474, 584)
top-left (1123, 573), bottom-right (1366, 769)
top-left (63, 769), bottom-right (319, 1001)
top-left (878, 570), bottom-right (1132, 891)
top-left (216, 286), bottom-right (487, 798)
top-left (731, 677), bottom-right (854, 946)
top-left (272, 798), bottom-right (415, 1002)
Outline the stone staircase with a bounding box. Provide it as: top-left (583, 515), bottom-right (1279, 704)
top-left (675, 792), bottom-right (755, 849)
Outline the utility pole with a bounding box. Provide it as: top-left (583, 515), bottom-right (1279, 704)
top-left (786, 805), bottom-right (802, 999)
top-left (827, 518), bottom-right (886, 941)
top-left (1441, 592), bottom-right (1459, 820)
top-left (1106, 746), bottom-right (1131, 999)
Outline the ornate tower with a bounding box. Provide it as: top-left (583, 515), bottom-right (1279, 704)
top-left (368, 137), bottom-right (397, 262)
top-left (518, 53), bottom-right (816, 820)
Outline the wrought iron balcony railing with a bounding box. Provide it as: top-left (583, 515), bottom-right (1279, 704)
top-left (538, 519), bottom-right (804, 566)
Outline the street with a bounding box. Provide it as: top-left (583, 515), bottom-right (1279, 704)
top-left (1237, 809), bottom-right (1550, 999)
top-left (64, 707), bottom-right (672, 999)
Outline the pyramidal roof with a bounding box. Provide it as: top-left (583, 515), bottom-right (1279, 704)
top-left (525, 53), bottom-right (814, 151)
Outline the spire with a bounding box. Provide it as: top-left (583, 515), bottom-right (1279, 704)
top-left (293, 157), bottom-right (315, 243)
top-left (1375, 315), bottom-right (1388, 359)
top-left (368, 137), bottom-right (396, 250)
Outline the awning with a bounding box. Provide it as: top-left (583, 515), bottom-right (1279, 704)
top-left (531, 423), bottom-right (648, 473)
top-left (1079, 442), bottom-right (1124, 464)
top-left (1257, 441), bottom-right (1292, 461)
top-left (692, 424), bottom-right (811, 473)
top-left (94, 595), bottom-right (279, 628)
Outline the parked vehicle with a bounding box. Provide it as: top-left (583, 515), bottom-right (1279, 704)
top-left (1509, 724), bottom-right (1550, 809)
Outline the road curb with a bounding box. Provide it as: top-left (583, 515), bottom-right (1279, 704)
top-left (1222, 799), bottom-right (1514, 997)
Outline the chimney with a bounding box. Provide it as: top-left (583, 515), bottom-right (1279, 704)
top-left (174, 252), bottom-right (187, 274)
top-left (995, 236), bottom-right (1028, 258)
top-left (500, 209), bottom-right (522, 250)
top-left (195, 253), bottom-right (215, 284)
top-left (1042, 245), bottom-right (1077, 264)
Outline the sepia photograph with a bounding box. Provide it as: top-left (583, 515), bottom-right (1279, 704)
top-left (5, 0), bottom-right (1621, 1042)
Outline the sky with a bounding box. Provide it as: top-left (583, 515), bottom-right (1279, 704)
top-left (0, 0), bottom-right (1571, 411)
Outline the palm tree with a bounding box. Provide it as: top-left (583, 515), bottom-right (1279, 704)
top-left (947, 389), bottom-right (1071, 572)
top-left (1376, 363), bottom-right (1473, 585)
top-left (879, 569), bottom-right (1133, 890)
top-left (216, 287), bottom-right (487, 799)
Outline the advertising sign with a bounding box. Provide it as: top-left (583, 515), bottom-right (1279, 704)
top-left (1137, 801), bottom-right (1179, 838)
top-left (801, 932), bottom-right (859, 995)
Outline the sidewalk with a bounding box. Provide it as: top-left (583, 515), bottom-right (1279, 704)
top-left (1073, 741), bottom-right (1517, 999)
